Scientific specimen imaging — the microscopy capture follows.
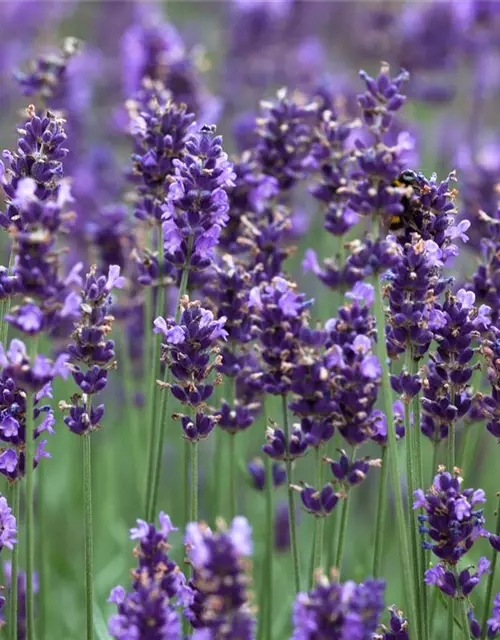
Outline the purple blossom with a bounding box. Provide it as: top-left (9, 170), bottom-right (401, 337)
top-left (0, 496), bottom-right (17, 551)
top-left (108, 512), bottom-right (185, 639)
top-left (291, 572), bottom-right (385, 639)
top-left (162, 125), bottom-right (235, 272)
top-left (185, 518), bottom-right (255, 638)
top-left (413, 471), bottom-right (487, 565)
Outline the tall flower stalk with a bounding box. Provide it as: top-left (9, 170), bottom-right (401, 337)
top-left (146, 123), bottom-right (234, 521)
top-left (61, 265), bottom-right (125, 640)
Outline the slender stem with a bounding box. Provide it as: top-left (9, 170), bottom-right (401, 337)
top-left (448, 596), bottom-right (455, 640)
top-left (373, 273), bottom-right (417, 631)
top-left (429, 587), bottom-right (439, 638)
top-left (482, 494), bottom-right (500, 638)
top-left (372, 447), bottom-right (388, 577)
top-left (229, 434), bottom-right (236, 521)
top-left (83, 433), bottom-right (94, 640)
top-left (213, 427), bottom-right (223, 519)
top-left (282, 394), bottom-right (301, 593)
top-left (184, 440), bottom-right (190, 527)
top-left (264, 453), bottom-right (273, 640)
top-left (460, 366), bottom-right (483, 478)
top-left (431, 441), bottom-right (440, 483)
top-left (25, 344), bottom-right (36, 640)
top-left (409, 355), bottom-right (429, 640)
top-left (144, 226), bottom-right (165, 517)
top-left (404, 356), bottom-right (423, 640)
top-left (312, 447), bottom-right (325, 580)
top-left (37, 462), bottom-right (48, 640)
top-left (8, 481), bottom-right (19, 640)
top-left (0, 251), bottom-right (14, 346)
top-left (335, 447), bottom-right (356, 578)
top-left (147, 243), bottom-right (191, 521)
top-left (447, 391), bottom-right (457, 472)
top-left (189, 442), bottom-right (198, 523)
top-left (325, 433), bottom-right (340, 572)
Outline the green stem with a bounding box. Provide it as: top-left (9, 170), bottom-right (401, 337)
top-left (143, 294), bottom-right (161, 515)
top-left (8, 481), bottom-right (19, 640)
top-left (147, 243), bottom-right (191, 521)
top-left (482, 493), bottom-right (500, 638)
top-left (184, 440), bottom-right (189, 527)
top-left (264, 453), bottom-right (273, 640)
top-left (282, 394), bottom-right (301, 593)
top-left (37, 463), bottom-right (48, 640)
top-left (0, 251), bottom-right (14, 346)
top-left (213, 427), bottom-right (223, 519)
top-left (83, 433), bottom-right (94, 640)
top-left (229, 434), bottom-right (236, 521)
top-left (447, 391), bottom-right (457, 472)
top-left (373, 273), bottom-right (417, 631)
top-left (25, 338), bottom-right (37, 640)
top-left (372, 447), bottom-right (388, 577)
top-left (312, 447), bottom-right (325, 580)
top-left (189, 442), bottom-right (198, 523)
top-left (404, 354), bottom-right (423, 640)
top-left (429, 587), bottom-right (439, 638)
top-left (335, 447), bottom-right (357, 578)
top-left (460, 365), bottom-right (483, 479)
top-left (448, 596), bottom-right (455, 640)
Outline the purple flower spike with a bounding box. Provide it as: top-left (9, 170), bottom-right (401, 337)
top-left (162, 124), bottom-right (235, 273)
top-left (62, 265), bottom-right (123, 436)
top-left (292, 571), bottom-right (385, 639)
top-left (414, 471), bottom-right (487, 565)
top-left (185, 518), bottom-right (255, 638)
top-left (293, 483), bottom-right (340, 518)
top-left (0, 496), bottom-right (17, 551)
top-left (108, 512), bottom-right (186, 639)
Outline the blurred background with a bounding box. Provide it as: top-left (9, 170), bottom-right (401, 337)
top-left (1, 1), bottom-right (500, 637)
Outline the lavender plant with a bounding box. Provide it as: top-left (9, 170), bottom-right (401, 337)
top-left (0, 3), bottom-right (499, 639)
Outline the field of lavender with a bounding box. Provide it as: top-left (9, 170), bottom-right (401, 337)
top-left (0, 1), bottom-right (499, 638)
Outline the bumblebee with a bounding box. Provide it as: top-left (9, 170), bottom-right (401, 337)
top-left (387, 169), bottom-right (422, 237)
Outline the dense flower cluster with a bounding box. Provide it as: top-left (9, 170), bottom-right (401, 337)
top-left (254, 89), bottom-right (318, 192)
top-left (154, 299), bottom-right (227, 441)
top-left (413, 470), bottom-right (487, 565)
top-left (420, 289), bottom-right (490, 441)
top-left (0, 107), bottom-right (81, 335)
top-left (62, 265), bottom-right (124, 435)
top-left (185, 517), bottom-right (255, 638)
top-left (108, 513), bottom-right (185, 639)
top-left (162, 125), bottom-right (235, 272)
top-left (0, 340), bottom-right (67, 480)
top-left (291, 571), bottom-right (385, 639)
top-left (128, 80), bottom-right (196, 225)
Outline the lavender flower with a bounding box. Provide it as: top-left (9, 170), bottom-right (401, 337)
top-left (291, 570), bottom-right (385, 639)
top-left (185, 517), bottom-right (255, 638)
top-left (424, 557), bottom-right (490, 597)
top-left (413, 470), bottom-right (487, 565)
top-left (162, 125), bottom-right (235, 273)
top-left (292, 483), bottom-right (340, 518)
top-left (61, 265), bottom-right (124, 435)
top-left (128, 81), bottom-right (196, 225)
top-left (488, 593), bottom-right (500, 637)
top-left (254, 89), bottom-right (318, 192)
top-left (16, 37), bottom-right (81, 102)
top-left (0, 339), bottom-right (67, 480)
top-left (248, 277), bottom-right (312, 396)
top-left (375, 606), bottom-right (409, 640)
top-left (154, 299), bottom-right (227, 441)
top-left (420, 289), bottom-right (490, 442)
top-left (108, 512), bottom-right (185, 640)
top-left (247, 458), bottom-right (286, 491)
top-left (262, 422), bottom-right (308, 461)
top-left (328, 450), bottom-right (381, 489)
top-left (0, 496), bottom-right (17, 551)
top-left (386, 238), bottom-right (448, 360)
